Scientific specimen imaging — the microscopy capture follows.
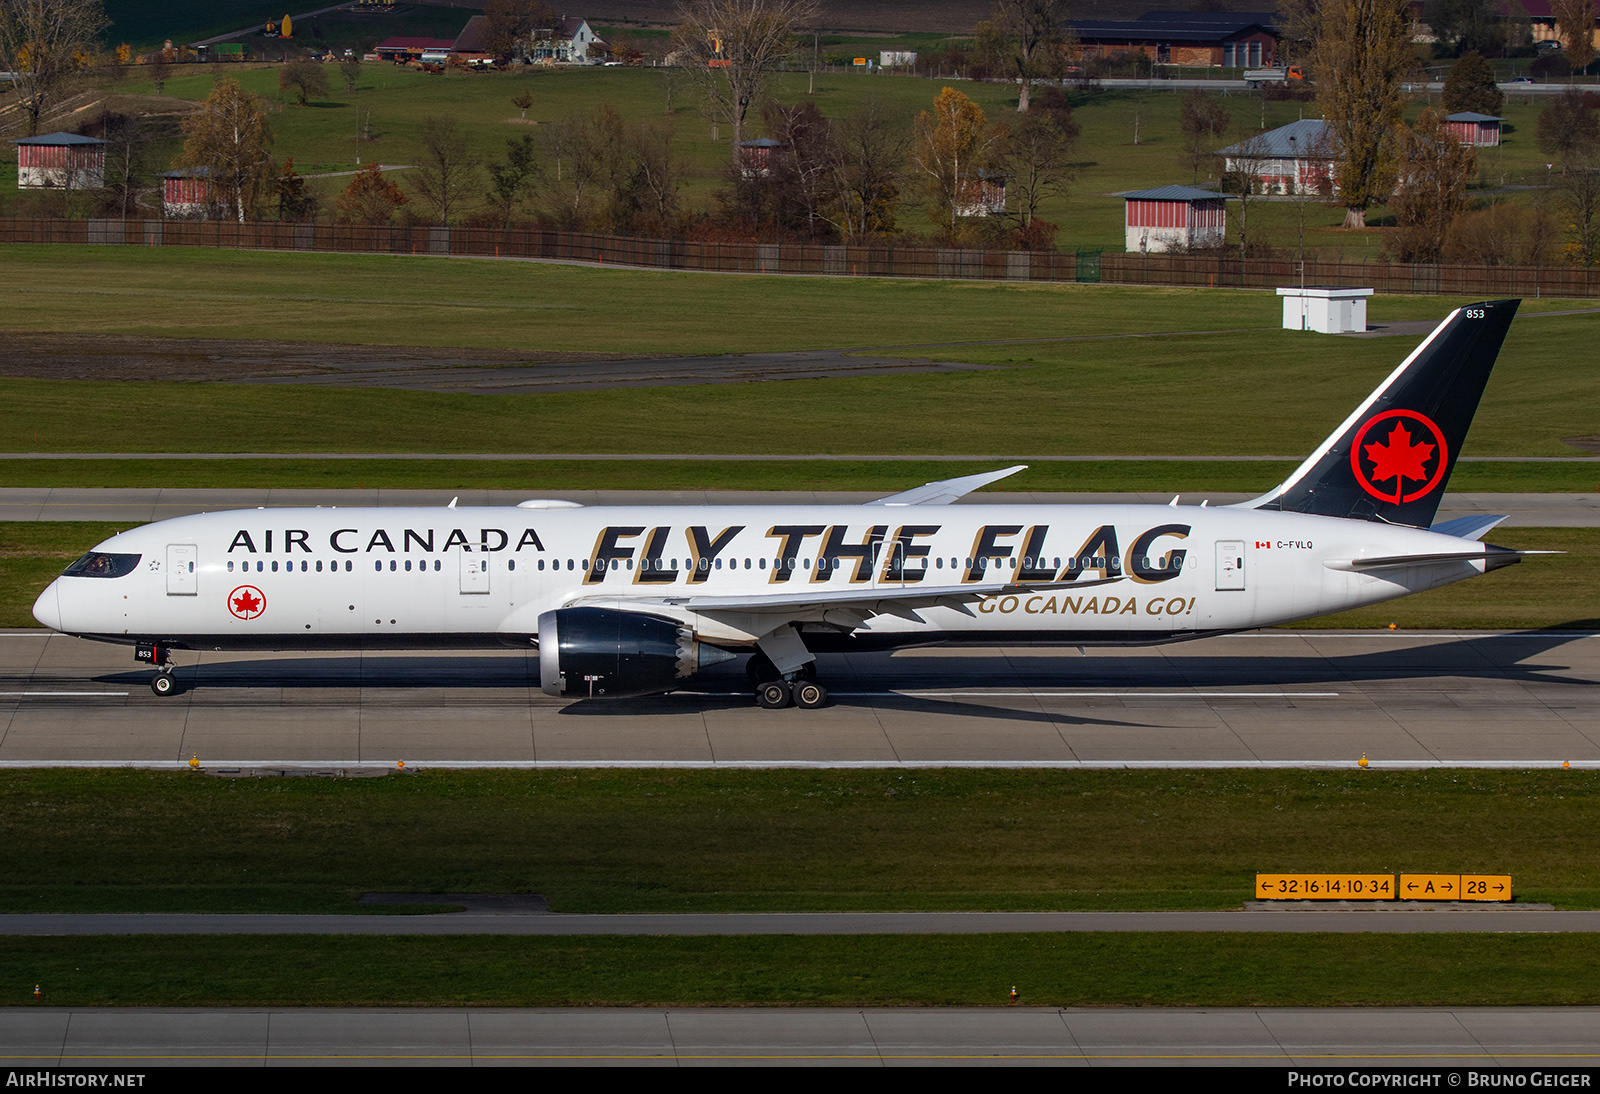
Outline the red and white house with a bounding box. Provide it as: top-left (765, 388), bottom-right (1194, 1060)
top-left (12, 132), bottom-right (105, 189)
top-left (1444, 112), bottom-right (1503, 148)
top-left (160, 167), bottom-right (212, 217)
top-left (1121, 184), bottom-right (1226, 252)
top-left (1217, 119), bottom-right (1338, 196)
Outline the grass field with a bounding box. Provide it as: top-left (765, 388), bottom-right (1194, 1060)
top-left (2, 247), bottom-right (1596, 463)
top-left (12, 933), bottom-right (1600, 1008)
top-left (0, 769), bottom-right (1596, 916)
top-left (12, 59), bottom-right (1569, 255)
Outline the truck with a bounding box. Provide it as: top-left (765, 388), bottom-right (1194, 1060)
top-left (1244, 65), bottom-right (1305, 87)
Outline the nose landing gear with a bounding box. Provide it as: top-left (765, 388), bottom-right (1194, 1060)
top-left (136, 642), bottom-right (179, 698)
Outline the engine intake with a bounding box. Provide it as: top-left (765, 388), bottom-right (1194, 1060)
top-left (538, 607), bottom-right (733, 699)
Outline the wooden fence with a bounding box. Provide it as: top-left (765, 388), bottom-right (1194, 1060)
top-left (2, 218), bottom-right (1594, 298)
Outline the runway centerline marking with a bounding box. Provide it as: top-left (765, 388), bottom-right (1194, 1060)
top-left (0, 691), bottom-right (130, 698)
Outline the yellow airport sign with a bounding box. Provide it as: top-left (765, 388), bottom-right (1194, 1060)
top-left (1399, 874), bottom-right (1461, 900)
top-left (1255, 874), bottom-right (1394, 900)
top-left (1461, 874), bottom-right (1513, 901)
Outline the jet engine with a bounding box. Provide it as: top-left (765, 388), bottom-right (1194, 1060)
top-left (538, 607), bottom-right (735, 698)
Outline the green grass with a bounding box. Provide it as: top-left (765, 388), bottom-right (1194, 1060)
top-left (10, 933), bottom-right (1600, 1008)
top-left (2, 458), bottom-right (1597, 492)
top-left (2, 247), bottom-right (1596, 459)
top-left (44, 61), bottom-right (1577, 255)
top-left (0, 769), bottom-right (1596, 915)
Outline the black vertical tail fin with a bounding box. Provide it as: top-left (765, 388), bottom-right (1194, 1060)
top-left (1245, 299), bottom-right (1520, 527)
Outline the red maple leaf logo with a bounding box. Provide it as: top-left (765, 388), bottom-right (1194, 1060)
top-left (1362, 422), bottom-right (1435, 503)
top-left (228, 585), bottom-right (265, 620)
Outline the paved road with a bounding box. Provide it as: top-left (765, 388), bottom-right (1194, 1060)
top-left (2, 488), bottom-right (1596, 525)
top-left (0, 908), bottom-right (1584, 936)
top-left (4, 630), bottom-right (1599, 767)
top-left (4, 1006), bottom-right (1598, 1065)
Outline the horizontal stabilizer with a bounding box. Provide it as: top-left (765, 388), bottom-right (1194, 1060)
top-left (1429, 513), bottom-right (1508, 541)
top-left (867, 465), bottom-right (1027, 506)
top-left (1324, 545), bottom-right (1523, 573)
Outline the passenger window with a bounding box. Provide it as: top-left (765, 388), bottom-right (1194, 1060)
top-left (271, 561), bottom-right (278, 573)
top-left (227, 561), bottom-right (234, 573)
top-left (758, 558), bottom-right (766, 570)
top-left (375, 561), bottom-right (381, 572)
top-left (509, 560), bottom-right (516, 571)
top-left (345, 560), bottom-right (352, 572)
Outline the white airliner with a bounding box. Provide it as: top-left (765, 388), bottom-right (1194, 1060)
top-left (33, 300), bottom-right (1530, 709)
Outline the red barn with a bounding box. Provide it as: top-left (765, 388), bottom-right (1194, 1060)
top-left (12, 133), bottom-right (105, 189)
top-left (1445, 112), bottom-right (1503, 147)
top-left (161, 167), bottom-right (213, 217)
top-left (1121, 184), bottom-right (1226, 252)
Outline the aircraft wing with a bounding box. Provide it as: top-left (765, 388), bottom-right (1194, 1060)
top-left (570, 574), bottom-right (1124, 624)
top-left (866, 465), bottom-right (1027, 506)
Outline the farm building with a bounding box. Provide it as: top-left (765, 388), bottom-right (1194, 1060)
top-left (11, 133), bottom-right (105, 189)
top-left (736, 137), bottom-right (783, 178)
top-left (451, 16), bottom-right (494, 64)
top-left (1509, 0), bottom-right (1600, 50)
top-left (1445, 112), bottom-right (1503, 147)
top-left (955, 170), bottom-right (1010, 217)
top-left (530, 18), bottom-right (603, 63)
top-left (1217, 119), bottom-right (1338, 196)
top-left (1070, 11), bottom-right (1280, 68)
top-left (373, 37), bottom-right (457, 63)
top-left (160, 167), bottom-right (212, 217)
top-left (1121, 184), bottom-right (1226, 252)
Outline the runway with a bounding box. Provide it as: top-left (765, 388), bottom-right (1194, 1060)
top-left (2, 629), bottom-right (1597, 767)
top-left (4, 1006), bottom-right (1599, 1066)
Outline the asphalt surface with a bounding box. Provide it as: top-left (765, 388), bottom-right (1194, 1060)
top-left (5, 1006), bottom-right (1599, 1065)
top-left (0, 908), bottom-right (1584, 936)
top-left (4, 488), bottom-right (1598, 525)
top-left (4, 630), bottom-right (1599, 767)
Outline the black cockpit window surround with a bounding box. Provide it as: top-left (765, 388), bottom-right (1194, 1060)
top-left (63, 552), bottom-right (141, 579)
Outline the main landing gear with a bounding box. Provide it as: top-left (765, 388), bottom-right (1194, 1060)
top-left (746, 652), bottom-right (828, 710)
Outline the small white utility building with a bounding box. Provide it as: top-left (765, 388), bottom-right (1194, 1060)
top-left (1277, 286), bottom-right (1373, 334)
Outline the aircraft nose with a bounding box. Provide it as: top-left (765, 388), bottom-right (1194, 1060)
top-left (31, 581), bottom-right (61, 632)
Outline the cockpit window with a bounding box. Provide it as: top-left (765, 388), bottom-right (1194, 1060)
top-left (62, 552), bottom-right (141, 579)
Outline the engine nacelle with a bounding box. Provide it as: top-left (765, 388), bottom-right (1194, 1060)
top-left (538, 607), bottom-right (734, 698)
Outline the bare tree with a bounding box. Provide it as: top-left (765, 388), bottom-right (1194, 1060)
top-left (413, 114), bottom-right (479, 224)
top-left (671, 0), bottom-right (819, 157)
top-left (1223, 132), bottom-right (1273, 255)
top-left (96, 111), bottom-right (148, 218)
top-left (975, 0), bottom-right (1072, 113)
top-left (824, 97), bottom-right (909, 241)
top-left (0, 0), bottom-right (109, 135)
top-left (1316, 0), bottom-right (1419, 228)
top-left (339, 53), bottom-right (361, 92)
top-left (1000, 109), bottom-right (1075, 226)
top-left (1557, 157), bottom-right (1600, 264)
top-left (1388, 108), bottom-right (1476, 262)
top-left (1178, 89), bottom-right (1230, 183)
